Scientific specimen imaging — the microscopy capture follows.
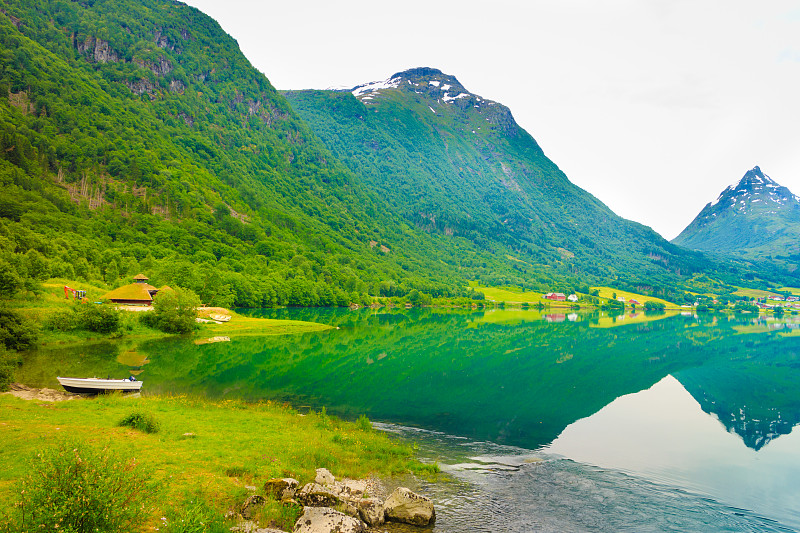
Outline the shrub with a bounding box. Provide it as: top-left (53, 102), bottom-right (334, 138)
top-left (118, 411), bottom-right (160, 434)
top-left (356, 414), bottom-right (372, 431)
top-left (0, 259), bottom-right (22, 296)
top-left (0, 308), bottom-right (38, 350)
top-left (44, 308), bottom-right (80, 332)
top-left (76, 304), bottom-right (121, 333)
top-left (142, 286), bottom-right (200, 334)
top-left (45, 304), bottom-right (121, 334)
top-left (0, 347), bottom-right (21, 392)
top-left (644, 301), bottom-right (666, 311)
top-left (12, 439), bottom-right (151, 532)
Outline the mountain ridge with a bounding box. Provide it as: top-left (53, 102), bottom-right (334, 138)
top-left (286, 67), bottom-right (745, 295)
top-left (0, 0), bottom-right (796, 304)
top-left (673, 166), bottom-right (800, 263)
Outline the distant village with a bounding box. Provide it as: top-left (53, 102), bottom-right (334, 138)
top-left (756, 294), bottom-right (800, 310)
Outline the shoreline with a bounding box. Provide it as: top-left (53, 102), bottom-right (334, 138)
top-left (0, 386), bottom-right (438, 531)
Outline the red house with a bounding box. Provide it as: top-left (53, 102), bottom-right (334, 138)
top-left (544, 292), bottom-right (566, 301)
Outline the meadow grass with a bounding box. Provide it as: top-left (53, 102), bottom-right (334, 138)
top-left (9, 278), bottom-right (332, 348)
top-left (477, 287), bottom-right (548, 304)
top-left (590, 287), bottom-right (679, 308)
top-left (733, 287), bottom-right (781, 299)
top-left (0, 393), bottom-right (432, 531)
top-left (778, 287), bottom-right (800, 296)
top-left (197, 313), bottom-right (331, 338)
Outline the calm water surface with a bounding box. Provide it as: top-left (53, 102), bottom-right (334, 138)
top-left (22, 309), bottom-right (800, 531)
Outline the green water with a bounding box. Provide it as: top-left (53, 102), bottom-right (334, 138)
top-left (20, 308), bottom-right (800, 531)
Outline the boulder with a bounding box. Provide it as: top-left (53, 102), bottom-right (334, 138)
top-left (315, 467), bottom-right (335, 486)
top-left (264, 477), bottom-right (299, 500)
top-left (294, 507), bottom-right (367, 533)
top-left (331, 479), bottom-right (367, 500)
top-left (336, 500), bottom-right (360, 518)
top-left (240, 494), bottom-right (265, 520)
top-left (384, 487), bottom-right (435, 526)
top-left (357, 498), bottom-right (385, 527)
top-left (296, 482), bottom-right (340, 507)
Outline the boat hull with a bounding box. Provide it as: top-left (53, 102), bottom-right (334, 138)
top-left (57, 377), bottom-right (143, 394)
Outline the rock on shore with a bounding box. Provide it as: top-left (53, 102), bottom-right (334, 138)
top-left (234, 467), bottom-right (436, 533)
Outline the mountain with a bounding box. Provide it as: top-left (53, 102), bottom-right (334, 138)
top-left (673, 166), bottom-right (800, 262)
top-left (0, 0), bottom-right (792, 305)
top-left (285, 69), bottom-right (741, 296)
top-left (0, 0), bottom-right (500, 306)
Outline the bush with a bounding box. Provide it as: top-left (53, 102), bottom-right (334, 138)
top-left (11, 439), bottom-right (151, 532)
top-left (77, 304), bottom-right (121, 333)
top-left (0, 346), bottom-right (21, 392)
top-left (356, 414), bottom-right (372, 431)
top-left (644, 301), bottom-right (666, 311)
top-left (0, 259), bottom-right (22, 296)
top-left (0, 308), bottom-right (38, 351)
top-left (142, 286), bottom-right (200, 334)
top-left (44, 308), bottom-right (80, 332)
top-left (118, 411), bottom-right (160, 434)
top-left (45, 304), bottom-right (121, 334)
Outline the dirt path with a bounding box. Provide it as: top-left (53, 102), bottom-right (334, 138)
top-left (3, 383), bottom-right (78, 402)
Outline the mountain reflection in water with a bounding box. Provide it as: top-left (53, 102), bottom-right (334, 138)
top-left (20, 308), bottom-right (800, 530)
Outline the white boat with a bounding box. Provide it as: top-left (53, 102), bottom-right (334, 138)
top-left (56, 376), bottom-right (143, 394)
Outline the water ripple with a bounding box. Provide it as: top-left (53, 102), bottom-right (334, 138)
top-left (377, 423), bottom-right (797, 532)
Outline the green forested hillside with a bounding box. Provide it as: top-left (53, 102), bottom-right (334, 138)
top-left (0, 1), bottom-right (794, 307)
top-left (285, 69), bottom-right (790, 298)
top-left (0, 0), bottom-right (499, 306)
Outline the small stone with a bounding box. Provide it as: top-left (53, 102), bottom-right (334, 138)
top-left (296, 482), bottom-right (340, 507)
top-left (315, 467), bottom-right (335, 486)
top-left (332, 479), bottom-right (367, 500)
top-left (240, 494), bottom-right (265, 519)
top-left (384, 487), bottom-right (435, 526)
top-left (294, 506), bottom-right (367, 533)
top-left (264, 477), bottom-right (299, 500)
top-left (357, 498), bottom-right (385, 527)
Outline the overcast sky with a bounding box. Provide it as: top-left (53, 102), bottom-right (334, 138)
top-left (183, 0), bottom-right (800, 240)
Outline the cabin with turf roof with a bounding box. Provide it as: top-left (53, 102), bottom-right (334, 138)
top-left (103, 274), bottom-right (170, 306)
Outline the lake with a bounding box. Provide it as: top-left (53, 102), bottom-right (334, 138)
top-left (21, 308), bottom-right (800, 531)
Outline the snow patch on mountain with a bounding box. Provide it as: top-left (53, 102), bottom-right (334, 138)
top-left (352, 77), bottom-right (402, 98)
top-left (442, 92), bottom-right (469, 103)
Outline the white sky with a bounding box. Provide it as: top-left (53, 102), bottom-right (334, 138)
top-left (182, 0), bottom-right (800, 240)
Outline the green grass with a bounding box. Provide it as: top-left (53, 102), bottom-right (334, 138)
top-left (591, 287), bottom-right (679, 308)
top-left (0, 394), bottom-right (432, 531)
top-left (8, 279), bottom-right (332, 350)
top-left (476, 286), bottom-right (548, 304)
top-left (197, 313), bottom-right (331, 338)
top-left (778, 287), bottom-right (800, 296)
top-left (733, 287), bottom-right (780, 299)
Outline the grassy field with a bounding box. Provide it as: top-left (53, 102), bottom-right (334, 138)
top-left (477, 286), bottom-right (548, 304)
top-left (0, 393), bottom-right (435, 531)
top-left (197, 313), bottom-right (330, 338)
top-left (8, 279), bottom-right (331, 348)
top-left (733, 287), bottom-right (781, 299)
top-left (778, 287), bottom-right (800, 296)
top-left (590, 287), bottom-right (679, 309)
